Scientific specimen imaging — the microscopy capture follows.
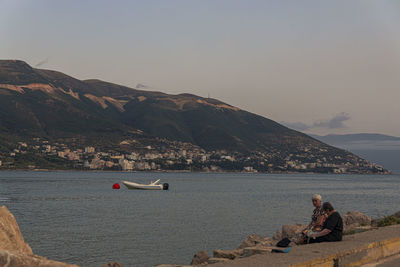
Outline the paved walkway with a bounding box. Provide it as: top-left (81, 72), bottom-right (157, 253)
top-left (205, 224), bottom-right (400, 267)
top-left (361, 254), bottom-right (400, 267)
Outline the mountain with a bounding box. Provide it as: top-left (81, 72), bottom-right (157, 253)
top-left (0, 60), bottom-right (389, 173)
top-left (0, 60), bottom-right (305, 150)
top-left (311, 133), bottom-right (400, 173)
top-left (310, 133), bottom-right (400, 144)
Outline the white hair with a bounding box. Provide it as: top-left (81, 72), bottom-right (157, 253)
top-left (312, 194), bottom-right (322, 201)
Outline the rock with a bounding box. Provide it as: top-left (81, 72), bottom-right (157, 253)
top-left (392, 211), bottom-right (400, 218)
top-left (343, 211), bottom-right (372, 232)
top-left (0, 205), bottom-right (79, 267)
top-left (101, 262), bottom-right (123, 267)
top-left (237, 234), bottom-right (272, 249)
top-left (0, 206), bottom-right (33, 255)
top-left (261, 239), bottom-right (273, 247)
top-left (190, 250), bottom-right (209, 265)
top-left (343, 211), bottom-right (372, 226)
top-left (281, 224), bottom-right (306, 239)
top-left (0, 249), bottom-right (77, 267)
top-left (272, 230), bottom-right (282, 241)
top-left (207, 258), bottom-right (231, 264)
top-left (213, 249), bottom-right (243, 260)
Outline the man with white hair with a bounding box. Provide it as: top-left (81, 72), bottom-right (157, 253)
top-left (295, 194), bottom-right (326, 244)
top-left (308, 194), bottom-right (325, 231)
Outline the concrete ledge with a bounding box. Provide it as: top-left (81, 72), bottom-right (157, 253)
top-left (291, 237), bottom-right (400, 267)
top-left (242, 247), bottom-right (273, 257)
top-left (206, 225), bottom-right (400, 267)
top-left (207, 258), bottom-right (231, 264)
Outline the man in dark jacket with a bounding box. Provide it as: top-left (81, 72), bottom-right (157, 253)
top-left (309, 202), bottom-right (343, 243)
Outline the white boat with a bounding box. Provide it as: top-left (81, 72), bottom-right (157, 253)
top-left (122, 179), bottom-right (169, 190)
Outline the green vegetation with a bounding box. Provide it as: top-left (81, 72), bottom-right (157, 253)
top-left (375, 216), bottom-right (400, 227)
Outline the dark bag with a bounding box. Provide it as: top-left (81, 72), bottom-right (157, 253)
top-left (272, 247), bottom-right (291, 253)
top-left (276, 237), bottom-right (291, 247)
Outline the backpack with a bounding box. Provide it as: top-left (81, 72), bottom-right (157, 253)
top-left (276, 237), bottom-right (291, 247)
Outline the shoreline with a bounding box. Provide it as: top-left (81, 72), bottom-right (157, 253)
top-left (202, 224), bottom-right (400, 267)
top-left (0, 168), bottom-right (393, 175)
top-left (164, 211), bottom-right (400, 266)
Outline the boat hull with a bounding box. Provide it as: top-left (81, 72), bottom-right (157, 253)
top-left (122, 181), bottom-right (163, 190)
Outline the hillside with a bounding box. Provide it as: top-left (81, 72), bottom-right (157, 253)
top-left (0, 60), bottom-right (304, 150)
top-left (0, 60), bottom-right (389, 173)
top-left (311, 133), bottom-right (400, 173)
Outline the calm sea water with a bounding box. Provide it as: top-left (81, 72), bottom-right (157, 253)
top-left (0, 171), bottom-right (399, 267)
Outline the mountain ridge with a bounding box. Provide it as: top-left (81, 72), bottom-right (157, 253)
top-left (0, 59), bottom-right (296, 151)
top-left (0, 59), bottom-right (389, 173)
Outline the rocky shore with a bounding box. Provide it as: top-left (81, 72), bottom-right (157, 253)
top-left (157, 210), bottom-right (400, 266)
top-left (2, 204), bottom-right (399, 267)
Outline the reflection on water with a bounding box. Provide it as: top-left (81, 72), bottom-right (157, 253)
top-left (1, 171), bottom-right (399, 266)
top-left (0, 197), bottom-right (10, 202)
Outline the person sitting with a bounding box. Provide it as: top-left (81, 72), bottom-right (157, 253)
top-left (306, 194), bottom-right (326, 232)
top-left (309, 202), bottom-right (343, 243)
top-left (294, 194), bottom-right (326, 244)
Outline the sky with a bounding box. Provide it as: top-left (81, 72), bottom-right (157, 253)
top-left (1, 0), bottom-right (400, 136)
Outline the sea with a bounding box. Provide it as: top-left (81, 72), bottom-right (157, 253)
top-left (0, 171), bottom-right (399, 267)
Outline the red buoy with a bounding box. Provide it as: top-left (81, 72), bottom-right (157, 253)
top-left (112, 183), bottom-right (120, 189)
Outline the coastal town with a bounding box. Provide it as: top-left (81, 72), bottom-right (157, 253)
top-left (0, 136), bottom-right (388, 174)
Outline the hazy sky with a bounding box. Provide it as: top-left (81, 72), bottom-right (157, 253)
top-left (1, 0), bottom-right (400, 136)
